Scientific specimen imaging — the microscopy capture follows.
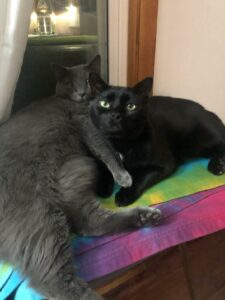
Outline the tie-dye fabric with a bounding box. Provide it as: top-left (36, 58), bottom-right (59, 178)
top-left (1, 159), bottom-right (225, 300)
top-left (101, 159), bottom-right (225, 209)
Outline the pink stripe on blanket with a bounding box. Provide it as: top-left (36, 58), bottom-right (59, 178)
top-left (74, 186), bottom-right (225, 281)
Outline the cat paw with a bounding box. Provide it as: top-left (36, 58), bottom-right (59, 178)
top-left (136, 207), bottom-right (162, 226)
top-left (208, 157), bottom-right (225, 175)
top-left (115, 189), bottom-right (135, 206)
top-left (114, 170), bottom-right (132, 188)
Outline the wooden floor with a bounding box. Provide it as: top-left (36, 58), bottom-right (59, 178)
top-left (91, 230), bottom-right (225, 300)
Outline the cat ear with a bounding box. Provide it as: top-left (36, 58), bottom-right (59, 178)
top-left (132, 77), bottom-right (153, 97)
top-left (89, 72), bottom-right (109, 95)
top-left (87, 54), bottom-right (101, 74)
top-left (52, 63), bottom-right (69, 81)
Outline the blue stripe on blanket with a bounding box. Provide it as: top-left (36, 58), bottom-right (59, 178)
top-left (0, 264), bottom-right (42, 300)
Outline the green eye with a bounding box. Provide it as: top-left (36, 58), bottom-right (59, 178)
top-left (127, 103), bottom-right (136, 111)
top-left (99, 100), bottom-right (110, 109)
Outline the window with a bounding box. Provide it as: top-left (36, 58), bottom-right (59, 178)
top-left (13, 0), bottom-right (108, 112)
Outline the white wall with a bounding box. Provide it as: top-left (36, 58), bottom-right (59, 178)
top-left (153, 0), bottom-right (225, 121)
top-left (108, 0), bottom-right (128, 86)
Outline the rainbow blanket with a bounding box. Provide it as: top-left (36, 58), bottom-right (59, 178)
top-left (1, 159), bottom-right (225, 300)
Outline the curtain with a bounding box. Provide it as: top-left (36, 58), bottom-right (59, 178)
top-left (0, 0), bottom-right (33, 123)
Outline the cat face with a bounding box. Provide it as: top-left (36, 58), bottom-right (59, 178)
top-left (52, 55), bottom-right (100, 101)
top-left (89, 73), bottom-right (153, 139)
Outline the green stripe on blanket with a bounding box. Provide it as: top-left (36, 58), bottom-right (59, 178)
top-left (101, 159), bottom-right (225, 209)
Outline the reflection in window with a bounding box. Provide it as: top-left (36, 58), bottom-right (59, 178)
top-left (29, 0), bottom-right (95, 36)
top-left (13, 0), bottom-right (108, 113)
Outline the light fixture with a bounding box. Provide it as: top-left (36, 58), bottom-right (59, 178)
top-left (37, 0), bottom-right (50, 15)
top-left (31, 11), bottom-right (38, 23)
top-left (50, 12), bottom-right (56, 25)
top-left (66, 3), bottom-right (80, 27)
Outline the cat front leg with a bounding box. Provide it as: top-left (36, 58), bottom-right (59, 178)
top-left (83, 118), bottom-right (132, 188)
top-left (58, 156), bottom-right (161, 236)
top-left (79, 205), bottom-right (162, 236)
top-left (115, 163), bottom-right (176, 206)
top-left (207, 143), bottom-right (225, 175)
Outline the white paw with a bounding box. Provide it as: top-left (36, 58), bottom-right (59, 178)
top-left (114, 170), bottom-right (132, 188)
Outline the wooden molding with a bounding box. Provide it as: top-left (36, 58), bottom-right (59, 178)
top-left (92, 230), bottom-right (225, 299)
top-left (127, 0), bottom-right (158, 86)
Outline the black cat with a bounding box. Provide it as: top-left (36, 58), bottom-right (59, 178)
top-left (89, 72), bottom-right (225, 206)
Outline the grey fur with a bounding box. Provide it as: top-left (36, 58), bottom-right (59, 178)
top-left (0, 96), bottom-right (161, 300)
top-left (53, 55), bottom-right (101, 102)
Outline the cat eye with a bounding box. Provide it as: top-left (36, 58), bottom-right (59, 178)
top-left (127, 103), bottom-right (136, 111)
top-left (99, 100), bottom-right (110, 109)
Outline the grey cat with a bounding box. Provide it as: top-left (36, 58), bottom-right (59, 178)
top-left (52, 54), bottom-right (101, 102)
top-left (0, 64), bottom-right (161, 299)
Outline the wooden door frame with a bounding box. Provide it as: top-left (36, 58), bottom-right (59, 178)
top-left (127, 0), bottom-right (158, 86)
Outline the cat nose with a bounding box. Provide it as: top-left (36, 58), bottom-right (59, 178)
top-left (111, 113), bottom-right (121, 121)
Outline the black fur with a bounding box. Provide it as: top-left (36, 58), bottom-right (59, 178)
top-left (89, 73), bottom-right (225, 206)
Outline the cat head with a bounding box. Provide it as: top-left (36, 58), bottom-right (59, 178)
top-left (89, 73), bottom-right (153, 139)
top-left (52, 54), bottom-right (100, 101)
